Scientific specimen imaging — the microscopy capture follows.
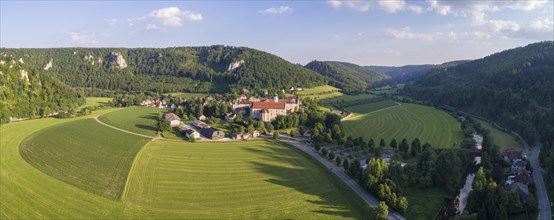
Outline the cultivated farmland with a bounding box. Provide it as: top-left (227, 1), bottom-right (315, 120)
top-left (124, 140), bottom-right (373, 219)
top-left (98, 106), bottom-right (164, 136)
top-left (20, 118), bottom-right (150, 200)
top-left (1, 108), bottom-right (372, 219)
top-left (342, 102), bottom-right (463, 148)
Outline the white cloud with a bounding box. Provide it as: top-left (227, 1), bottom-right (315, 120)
top-left (147, 7), bottom-right (202, 27)
top-left (327, 0), bottom-right (422, 13)
top-left (485, 19), bottom-right (520, 32)
top-left (68, 33), bottom-right (99, 46)
top-left (129, 7), bottom-right (202, 30)
top-left (407, 5), bottom-right (423, 14)
top-left (259, 6), bottom-right (293, 14)
top-left (145, 23), bottom-right (160, 31)
top-left (327, 0), bottom-right (342, 9)
top-left (529, 18), bottom-right (554, 31)
top-left (385, 27), bottom-right (434, 41)
top-left (378, 1), bottom-right (406, 13)
top-left (385, 27), bottom-right (497, 42)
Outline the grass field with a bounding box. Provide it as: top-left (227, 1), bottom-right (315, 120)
top-left (343, 102), bottom-right (463, 148)
top-left (404, 187), bottom-right (447, 220)
top-left (124, 140), bottom-right (373, 219)
top-left (82, 97), bottom-right (112, 108)
top-left (475, 119), bottom-right (523, 150)
top-left (297, 85), bottom-right (341, 96)
top-left (98, 106), bottom-right (164, 137)
top-left (1, 108), bottom-right (373, 219)
top-left (166, 92), bottom-right (209, 98)
top-left (19, 118), bottom-right (150, 200)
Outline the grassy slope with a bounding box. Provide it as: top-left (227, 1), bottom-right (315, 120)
top-left (98, 106), bottom-right (164, 137)
top-left (82, 97), bottom-right (112, 108)
top-left (0, 109), bottom-right (129, 219)
top-left (165, 92), bottom-right (209, 98)
top-left (19, 118), bottom-right (150, 200)
top-left (1, 108), bottom-right (373, 219)
top-left (343, 102), bottom-right (463, 148)
top-left (404, 187), bottom-right (447, 220)
top-left (475, 119), bottom-right (523, 150)
top-left (124, 140), bottom-right (373, 219)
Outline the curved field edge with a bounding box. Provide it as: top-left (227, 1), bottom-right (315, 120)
top-left (19, 118), bottom-right (150, 200)
top-left (98, 106), bottom-right (164, 137)
top-left (0, 109), bottom-right (130, 219)
top-left (342, 102), bottom-right (463, 148)
top-left (123, 139), bottom-right (373, 219)
top-left (1, 108), bottom-right (373, 219)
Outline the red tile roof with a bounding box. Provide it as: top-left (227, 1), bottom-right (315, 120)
top-left (252, 101), bottom-right (285, 109)
top-left (503, 148), bottom-right (522, 160)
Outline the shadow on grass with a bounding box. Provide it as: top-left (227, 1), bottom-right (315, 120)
top-left (135, 124), bottom-right (157, 132)
top-left (245, 143), bottom-right (370, 219)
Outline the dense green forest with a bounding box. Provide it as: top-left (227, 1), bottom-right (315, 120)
top-left (305, 61), bottom-right (389, 94)
top-left (0, 46), bottom-right (326, 94)
top-left (0, 57), bottom-right (85, 123)
top-left (403, 41), bottom-right (554, 157)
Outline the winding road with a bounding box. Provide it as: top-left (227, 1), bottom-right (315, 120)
top-left (525, 131), bottom-right (552, 220)
top-left (279, 137), bottom-right (406, 220)
top-left (93, 112), bottom-right (405, 219)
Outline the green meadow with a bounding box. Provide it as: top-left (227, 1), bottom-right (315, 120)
top-left (124, 140), bottom-right (373, 219)
top-left (342, 102), bottom-right (463, 148)
top-left (1, 107), bottom-right (373, 219)
top-left (82, 97), bottom-right (112, 108)
top-left (20, 118), bottom-right (150, 200)
top-left (98, 106), bottom-right (165, 137)
top-left (475, 119), bottom-right (523, 150)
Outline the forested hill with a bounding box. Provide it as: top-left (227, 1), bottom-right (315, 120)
top-left (0, 46), bottom-right (326, 94)
top-left (403, 41), bottom-right (554, 143)
top-left (0, 56), bottom-right (85, 123)
top-left (367, 60), bottom-right (470, 82)
top-left (304, 61), bottom-right (389, 94)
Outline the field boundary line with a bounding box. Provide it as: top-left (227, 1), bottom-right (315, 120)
top-left (342, 102), bottom-right (401, 121)
top-left (121, 139), bottom-right (155, 201)
top-left (94, 116), bottom-right (154, 139)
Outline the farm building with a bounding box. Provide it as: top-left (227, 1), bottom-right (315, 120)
top-left (200, 127), bottom-right (225, 140)
top-left (253, 130), bottom-right (261, 137)
top-left (164, 112), bottom-right (181, 127)
top-left (231, 95), bottom-right (301, 122)
top-left (184, 129), bottom-right (200, 139)
top-left (502, 148), bottom-right (522, 161)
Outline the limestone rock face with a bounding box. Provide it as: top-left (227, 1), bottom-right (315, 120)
top-left (21, 69), bottom-right (29, 81)
top-left (108, 52), bottom-right (127, 69)
top-left (44, 59), bottom-right (53, 70)
top-left (228, 60), bottom-right (245, 71)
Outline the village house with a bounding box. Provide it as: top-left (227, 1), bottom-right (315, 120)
top-left (242, 132), bottom-right (252, 139)
top-left (231, 133), bottom-right (243, 140)
top-left (231, 95), bottom-right (301, 122)
top-left (164, 112), bottom-right (181, 127)
top-left (184, 129), bottom-right (200, 139)
top-left (191, 120), bottom-right (225, 140)
top-left (200, 127), bottom-right (225, 140)
top-left (252, 130), bottom-right (260, 137)
top-left (503, 148), bottom-right (523, 161)
top-left (511, 159), bottom-right (526, 174)
top-left (225, 112), bottom-right (236, 122)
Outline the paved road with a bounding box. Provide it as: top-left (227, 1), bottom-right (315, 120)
top-left (525, 131), bottom-right (552, 220)
top-left (279, 137), bottom-right (406, 220)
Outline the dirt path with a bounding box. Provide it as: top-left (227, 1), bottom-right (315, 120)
top-left (342, 102), bottom-right (401, 121)
top-left (94, 116), bottom-right (158, 139)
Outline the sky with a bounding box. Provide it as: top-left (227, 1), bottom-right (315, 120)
top-left (1, 1), bottom-right (553, 66)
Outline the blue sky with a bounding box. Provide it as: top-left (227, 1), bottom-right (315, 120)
top-left (1, 1), bottom-right (553, 66)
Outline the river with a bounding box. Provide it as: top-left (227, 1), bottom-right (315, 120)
top-left (454, 132), bottom-right (483, 214)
